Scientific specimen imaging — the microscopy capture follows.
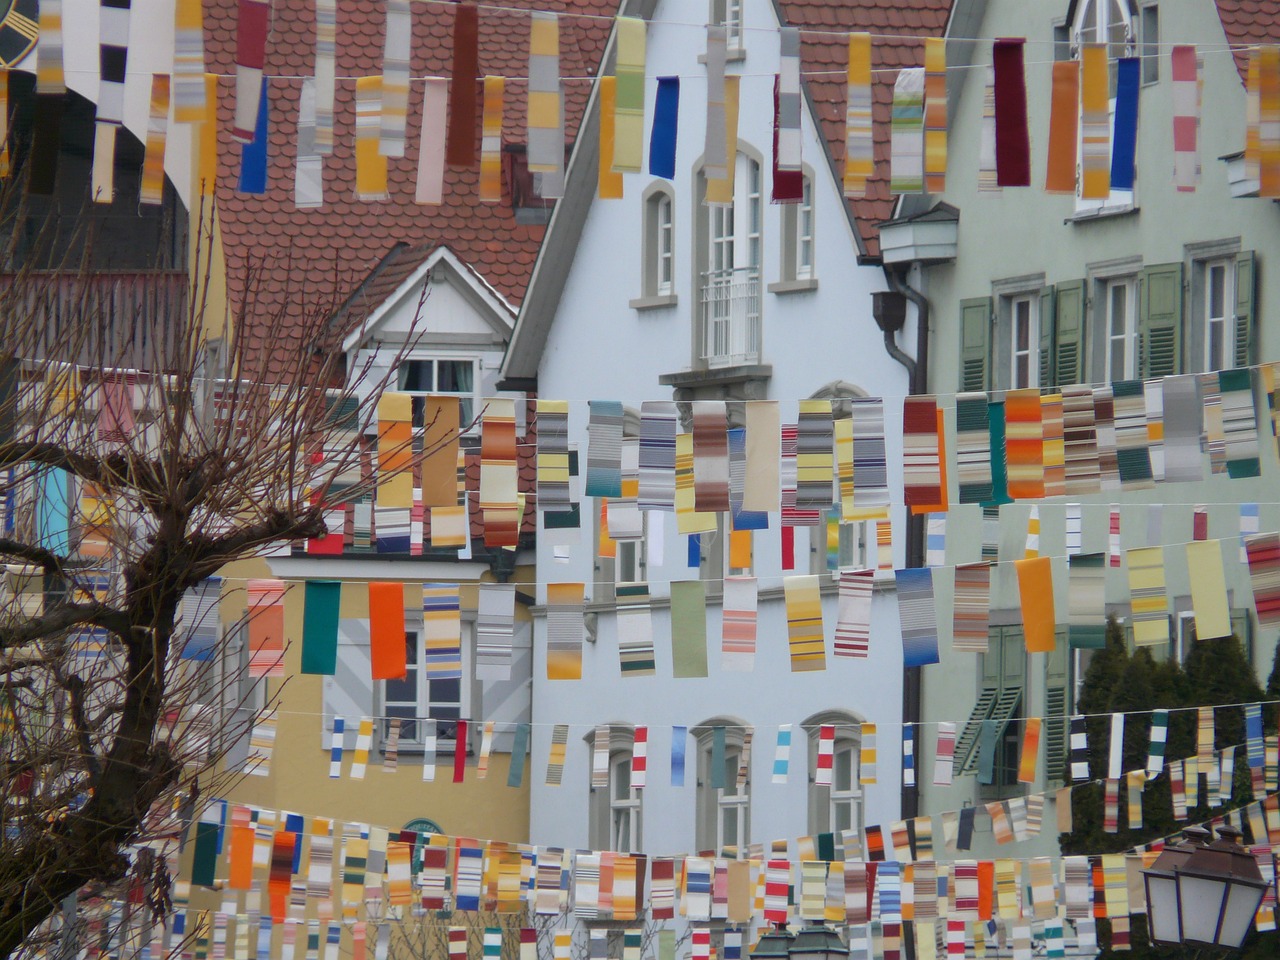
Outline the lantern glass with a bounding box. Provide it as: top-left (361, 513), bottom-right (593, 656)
top-left (1218, 879), bottom-right (1267, 949)
top-left (1143, 871), bottom-right (1182, 945)
top-left (1177, 873), bottom-right (1231, 946)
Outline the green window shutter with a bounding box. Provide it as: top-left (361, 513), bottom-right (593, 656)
top-left (1054, 280), bottom-right (1086, 386)
top-left (955, 686), bottom-right (999, 774)
top-left (960, 297), bottom-right (993, 392)
top-left (1039, 285), bottom-right (1056, 388)
top-left (1043, 634), bottom-right (1070, 787)
top-left (1139, 262), bottom-right (1184, 378)
top-left (1235, 251), bottom-right (1256, 369)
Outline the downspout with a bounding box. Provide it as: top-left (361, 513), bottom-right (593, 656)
top-left (881, 264), bottom-right (930, 821)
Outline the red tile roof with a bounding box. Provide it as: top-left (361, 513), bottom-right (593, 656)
top-left (203, 0), bottom-right (619, 356)
top-left (778, 0), bottom-right (953, 259)
top-left (1214, 0), bottom-right (1280, 85)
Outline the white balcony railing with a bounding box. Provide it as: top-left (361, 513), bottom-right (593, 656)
top-left (701, 266), bottom-right (760, 367)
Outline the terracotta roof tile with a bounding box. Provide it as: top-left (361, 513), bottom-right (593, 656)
top-left (1215, 0), bottom-right (1280, 84)
top-left (204, 0), bottom-right (620, 361)
top-left (777, 0), bottom-right (952, 259)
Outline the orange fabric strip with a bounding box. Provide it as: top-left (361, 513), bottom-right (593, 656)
top-left (1044, 60), bottom-right (1079, 193)
top-left (1016, 556), bottom-right (1056, 653)
top-left (369, 581), bottom-right (407, 679)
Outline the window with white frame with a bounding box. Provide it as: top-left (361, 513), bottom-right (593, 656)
top-left (710, 0), bottom-right (745, 55)
top-left (695, 722), bottom-right (751, 854)
top-left (1103, 277), bottom-right (1138, 381)
top-left (1010, 294), bottom-right (1039, 389)
top-left (639, 186), bottom-right (676, 303)
top-left (810, 510), bottom-right (868, 575)
top-left (1203, 259), bottom-right (1235, 373)
top-left (589, 728), bottom-right (642, 852)
top-left (779, 175), bottom-right (815, 284)
top-left (397, 357), bottom-right (478, 430)
top-left (381, 626), bottom-right (468, 748)
top-left (1071, 0), bottom-right (1137, 214)
top-left (698, 150), bottom-right (763, 367)
top-left (804, 712), bottom-right (863, 836)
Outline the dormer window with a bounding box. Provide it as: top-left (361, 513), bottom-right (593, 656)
top-left (1070, 0), bottom-right (1138, 217)
top-left (398, 357), bottom-right (477, 430)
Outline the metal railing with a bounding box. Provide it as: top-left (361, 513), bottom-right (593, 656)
top-left (700, 266), bottom-right (761, 367)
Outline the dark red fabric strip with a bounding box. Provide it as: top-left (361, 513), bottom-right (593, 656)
top-left (992, 38), bottom-right (1030, 187)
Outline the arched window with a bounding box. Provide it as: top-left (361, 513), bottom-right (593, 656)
top-left (695, 147), bottom-right (763, 368)
top-left (802, 710), bottom-right (865, 836)
top-left (636, 183), bottom-right (676, 307)
top-left (1069, 0), bottom-right (1137, 215)
top-left (587, 725), bottom-right (642, 852)
top-left (776, 169), bottom-right (816, 287)
top-left (692, 717), bottom-right (752, 854)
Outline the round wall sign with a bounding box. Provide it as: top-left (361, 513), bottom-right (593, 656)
top-left (0, 0), bottom-right (38, 70)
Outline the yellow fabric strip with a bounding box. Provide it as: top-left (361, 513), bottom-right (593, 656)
top-left (1187, 539), bottom-right (1231, 640)
top-left (140, 74), bottom-right (171, 206)
top-left (1080, 44), bottom-right (1110, 199)
top-left (598, 77), bottom-right (623, 199)
top-left (705, 75), bottom-right (739, 204)
top-left (354, 76), bottom-right (388, 202)
top-left (480, 76), bottom-right (504, 203)
top-left (199, 74), bottom-right (219, 195)
top-left (843, 32), bottom-right (873, 196)
top-left (924, 37), bottom-right (947, 192)
top-left (612, 17), bottom-right (646, 173)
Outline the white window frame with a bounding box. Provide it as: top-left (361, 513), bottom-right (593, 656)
top-left (396, 355), bottom-right (481, 433)
top-left (609, 751), bottom-right (642, 851)
top-left (699, 150), bottom-right (763, 368)
top-left (803, 713), bottom-right (864, 837)
top-left (1072, 0), bottom-right (1138, 217)
top-left (614, 516), bottom-right (648, 583)
top-left (1010, 294), bottom-right (1039, 389)
top-left (1102, 276), bottom-right (1138, 381)
top-left (710, 0), bottom-right (745, 57)
top-left (694, 722), bottom-right (751, 854)
top-left (380, 622), bottom-right (473, 751)
top-left (809, 511), bottom-right (868, 577)
top-left (1202, 258), bottom-right (1236, 373)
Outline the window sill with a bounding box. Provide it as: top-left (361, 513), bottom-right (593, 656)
top-left (1066, 203), bottom-right (1139, 223)
top-left (629, 293), bottom-right (678, 311)
top-left (767, 277), bottom-right (819, 294)
top-left (697, 48), bottom-right (746, 65)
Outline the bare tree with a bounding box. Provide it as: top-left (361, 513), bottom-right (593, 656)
top-left (0, 194), bottom-right (444, 957)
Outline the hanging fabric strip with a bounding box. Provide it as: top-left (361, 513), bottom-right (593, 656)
top-left (1127, 546), bottom-right (1170, 645)
top-left (598, 76), bottom-right (623, 198)
top-left (1187, 539), bottom-right (1231, 639)
top-left (173, 0), bottom-right (207, 122)
top-left (845, 32), bottom-right (873, 196)
top-left (1221, 368), bottom-right (1261, 477)
top-left (617, 582), bottom-right (655, 676)
top-left (349, 717), bottom-right (374, 780)
top-left (300, 580), bottom-right (341, 675)
top-left (1171, 45), bottom-right (1200, 191)
top-left (955, 393), bottom-right (992, 503)
top-left (976, 63), bottom-right (999, 193)
top-left (890, 66), bottom-right (925, 194)
top-left (773, 725), bottom-right (792, 784)
top-left (953, 561), bottom-right (991, 654)
top-left (1004, 389), bottom-right (1043, 499)
top-left (860, 723), bottom-right (877, 784)
top-left (772, 73), bottom-right (803, 202)
top-left (536, 400), bottom-right (572, 512)
top-left (586, 401), bottom-right (624, 498)
top-left (1062, 385), bottom-right (1101, 495)
top-left (991, 39), bottom-right (1029, 186)
top-left (1069, 715), bottom-right (1090, 779)
top-left (924, 37), bottom-right (947, 191)
top-left (1044, 59), bottom-right (1079, 193)
top-left (1067, 553), bottom-right (1107, 648)
top-left (1113, 380), bottom-right (1154, 487)
top-left (613, 16), bottom-right (646, 173)
top-left (312, 0), bottom-right (337, 154)
top-left (903, 397), bottom-right (942, 510)
top-left (479, 77), bottom-right (504, 202)
top-left (775, 26), bottom-right (802, 172)
top-left (1260, 46), bottom-right (1280, 196)
top-left (246, 579), bottom-right (286, 677)
top-left (670, 580), bottom-right (709, 677)
top-left (721, 575), bottom-right (758, 671)
top-left (30, 0), bottom-right (65, 195)
top-left (1017, 718), bottom-right (1041, 783)
top-left (526, 10), bottom-right (562, 174)
top-left (95, 0), bottom-right (131, 201)
top-left (784, 574), bottom-right (826, 672)
top-left (896, 567), bottom-right (940, 667)
top-left (703, 25), bottom-right (728, 180)
top-left (1108, 713), bottom-right (1125, 780)
top-left (1246, 533), bottom-right (1280, 626)
top-left (355, 77), bottom-right (389, 202)
top-left (379, 0), bottom-right (411, 157)
top-left (934, 722), bottom-right (956, 786)
top-left (475, 583), bottom-right (516, 680)
top-left (1110, 58), bottom-right (1140, 190)
top-left (422, 583), bottom-right (462, 679)
top-left (545, 724), bottom-right (568, 786)
top-left (1015, 557), bottom-right (1055, 653)
top-left (546, 582), bottom-right (585, 681)
top-left (834, 568), bottom-right (873, 658)
top-left (295, 78), bottom-right (323, 208)
top-left (1080, 43), bottom-right (1111, 198)
top-left (415, 78), bottom-right (448, 204)
top-left (237, 78), bottom-right (269, 194)
top-left (637, 401), bottom-right (677, 510)
top-left (647, 77), bottom-right (679, 179)
top-left (233, 0), bottom-right (269, 142)
top-left (447, 2), bottom-right (479, 167)
top-left (796, 400), bottom-right (835, 511)
top-left (902, 725), bottom-right (915, 788)
top-left (692, 401), bottom-right (730, 513)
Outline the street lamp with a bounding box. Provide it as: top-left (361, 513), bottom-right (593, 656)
top-left (1143, 825), bottom-right (1272, 952)
top-left (751, 924), bottom-right (845, 960)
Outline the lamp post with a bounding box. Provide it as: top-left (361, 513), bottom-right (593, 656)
top-left (751, 924), bottom-right (845, 960)
top-left (1142, 825), bottom-right (1272, 952)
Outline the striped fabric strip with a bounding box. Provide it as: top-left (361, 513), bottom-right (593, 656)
top-left (692, 400), bottom-right (730, 513)
top-left (844, 32), bottom-right (873, 196)
top-left (955, 393), bottom-right (992, 504)
top-left (849, 397), bottom-right (890, 518)
top-left (1185, 755), bottom-right (1201, 808)
top-left (378, 0), bottom-right (410, 157)
top-left (1247, 703), bottom-right (1265, 773)
top-left (1065, 503), bottom-right (1082, 555)
top-left (1249, 50), bottom-right (1263, 180)
top-left (631, 726), bottom-right (648, 788)
top-left (475, 583), bottom-right (515, 680)
top-left (244, 709), bottom-right (276, 776)
top-left (586, 400), bottom-right (624, 498)
top-left (328, 718), bottom-right (345, 778)
top-left (607, 437), bottom-right (643, 540)
top-left (1198, 705), bottom-right (1216, 769)
top-left (770, 724), bottom-right (794, 784)
top-left (729, 427), bottom-right (767, 530)
top-left (860, 723), bottom-right (877, 784)
top-left (639, 401), bottom-right (677, 510)
top-left (535, 400), bottom-right (571, 512)
top-left (934, 722), bottom-right (956, 786)
top-left (978, 64), bottom-right (999, 193)
top-left (1164, 373), bottom-right (1205, 482)
top-left (173, 0), bottom-right (207, 122)
top-left (1068, 553), bottom-right (1107, 648)
top-left (1080, 43), bottom-right (1110, 198)
top-left (650, 859), bottom-right (675, 919)
top-left (780, 423), bottom-right (821, 527)
top-left (1109, 507), bottom-right (1122, 567)
top-left (1220, 368), bottom-right (1261, 477)
top-left (721, 575), bottom-right (757, 671)
top-left (616, 582), bottom-right (656, 675)
top-left (247, 579), bottom-right (286, 677)
top-left (903, 397), bottom-right (941, 510)
top-left (545, 582), bottom-right (584, 680)
top-left (902, 725), bottom-right (915, 788)
top-left (479, 76), bottom-right (504, 202)
top-left (545, 724), bottom-right (568, 786)
top-left (1112, 380), bottom-right (1153, 487)
top-left (1202, 372), bottom-right (1228, 475)
top-left (834, 568), bottom-right (873, 658)
top-left (784, 574), bottom-right (825, 672)
top-left (763, 860), bottom-right (791, 925)
top-left (1141, 379), bottom-right (1165, 481)
top-left (833, 416), bottom-right (856, 521)
top-left (612, 17), bottom-right (646, 173)
top-left (354, 77), bottom-right (389, 201)
top-left (1062, 385), bottom-right (1101, 495)
top-left (479, 397), bottom-right (518, 542)
top-left (423, 583), bottom-right (462, 678)
top-left (139, 74), bottom-right (170, 206)
top-left (349, 717), bottom-right (374, 780)
top-left (1127, 546), bottom-right (1170, 645)
top-left (1069, 716), bottom-right (1089, 781)
top-left (890, 67), bottom-right (925, 193)
top-left (1107, 712), bottom-right (1125, 781)
top-left (703, 25), bottom-right (728, 180)
top-left (312, 0), bottom-right (337, 154)
top-left (989, 802), bottom-right (1014, 845)
top-left (952, 561), bottom-right (990, 654)
top-left (592, 725), bottom-right (610, 789)
top-left (1024, 504), bottom-right (1040, 557)
top-left (295, 78), bottom-right (323, 208)
top-left (1004, 389), bottom-right (1043, 499)
top-left (95, 0), bottom-right (129, 200)
top-left (1263, 363), bottom-right (1280, 460)
top-left (1171, 45), bottom-right (1200, 191)
top-left (1238, 503), bottom-right (1260, 564)
top-left (814, 724), bottom-right (835, 787)
top-left (1218, 746), bottom-right (1234, 806)
top-left (1262, 46), bottom-right (1280, 196)
top-left (382, 719), bottom-right (402, 774)
top-left (897, 567), bottom-right (940, 667)
top-left (796, 400), bottom-right (835, 510)
top-left (924, 37), bottom-right (947, 192)
top-left (233, 0), bottom-right (269, 142)
top-left (776, 27), bottom-right (802, 171)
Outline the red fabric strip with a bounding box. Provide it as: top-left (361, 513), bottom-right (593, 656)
top-left (781, 524), bottom-right (795, 570)
top-left (992, 38), bottom-right (1030, 186)
top-left (447, 3), bottom-right (479, 167)
top-left (772, 75), bottom-right (803, 202)
top-left (453, 719), bottom-right (469, 782)
top-left (236, 0), bottom-right (269, 71)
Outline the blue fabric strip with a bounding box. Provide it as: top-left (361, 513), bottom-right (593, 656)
top-left (648, 77), bottom-right (680, 179)
top-left (238, 78), bottom-right (270, 195)
top-left (1111, 58), bottom-right (1140, 190)
top-left (670, 724), bottom-right (687, 786)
